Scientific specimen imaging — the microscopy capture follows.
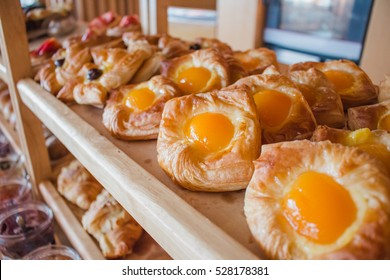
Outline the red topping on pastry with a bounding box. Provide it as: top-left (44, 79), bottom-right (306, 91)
top-left (30, 38), bottom-right (61, 57)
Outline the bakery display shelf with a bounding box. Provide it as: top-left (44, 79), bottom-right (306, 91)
top-left (0, 55), bottom-right (8, 84)
top-left (17, 78), bottom-right (260, 260)
top-left (40, 180), bottom-right (171, 260)
top-left (0, 113), bottom-right (21, 154)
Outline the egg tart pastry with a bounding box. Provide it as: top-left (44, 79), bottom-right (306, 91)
top-left (233, 48), bottom-right (279, 75)
top-left (82, 190), bottom-right (143, 259)
top-left (312, 126), bottom-right (390, 174)
top-left (157, 88), bottom-right (261, 192)
top-left (57, 160), bottom-right (103, 210)
top-left (72, 48), bottom-right (150, 107)
top-left (245, 140), bottom-right (390, 259)
top-left (378, 75), bottom-right (390, 102)
top-left (347, 100), bottom-right (390, 132)
top-left (289, 68), bottom-right (345, 128)
top-left (228, 70), bottom-right (316, 143)
top-left (103, 75), bottom-right (181, 140)
top-left (161, 49), bottom-right (230, 95)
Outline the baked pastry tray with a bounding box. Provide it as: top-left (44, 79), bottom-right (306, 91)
top-left (18, 78), bottom-right (260, 259)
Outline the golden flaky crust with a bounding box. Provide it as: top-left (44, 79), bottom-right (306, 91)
top-left (161, 49), bottom-right (231, 95)
top-left (378, 75), bottom-right (390, 103)
top-left (102, 75), bottom-right (181, 140)
top-left (234, 48), bottom-right (279, 75)
top-left (291, 60), bottom-right (377, 108)
top-left (73, 48), bottom-right (150, 107)
top-left (245, 140), bottom-right (390, 259)
top-left (311, 126), bottom-right (390, 174)
top-left (158, 34), bottom-right (191, 59)
top-left (228, 72), bottom-right (317, 143)
top-left (36, 62), bottom-right (63, 95)
top-left (82, 190), bottom-right (143, 259)
top-left (157, 88), bottom-right (261, 192)
top-left (192, 37), bottom-right (233, 55)
top-left (57, 160), bottom-right (103, 210)
top-left (289, 68), bottom-right (345, 128)
top-left (347, 100), bottom-right (390, 131)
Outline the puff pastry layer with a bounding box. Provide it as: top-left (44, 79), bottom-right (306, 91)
top-left (347, 100), bottom-right (390, 132)
top-left (378, 75), bottom-right (390, 103)
top-left (82, 190), bottom-right (143, 259)
top-left (161, 49), bottom-right (230, 95)
top-left (234, 48), bottom-right (278, 75)
top-left (228, 70), bottom-right (316, 143)
top-left (311, 126), bottom-right (390, 174)
top-left (245, 140), bottom-right (390, 259)
top-left (103, 75), bottom-right (181, 140)
top-left (291, 60), bottom-right (377, 108)
top-left (57, 160), bottom-right (103, 210)
top-left (289, 68), bottom-right (345, 128)
top-left (157, 88), bottom-right (261, 191)
top-left (72, 48), bottom-right (150, 107)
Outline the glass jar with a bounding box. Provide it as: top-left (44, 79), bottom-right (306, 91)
top-left (0, 202), bottom-right (54, 258)
top-left (0, 178), bottom-right (32, 210)
top-left (22, 245), bottom-right (81, 260)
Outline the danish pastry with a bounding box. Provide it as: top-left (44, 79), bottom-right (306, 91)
top-left (82, 190), bottom-right (143, 259)
top-left (347, 100), bottom-right (390, 132)
top-left (233, 48), bottom-right (279, 75)
top-left (57, 160), bottom-right (103, 210)
top-left (289, 68), bottom-right (345, 128)
top-left (157, 88), bottom-right (261, 192)
top-left (311, 126), bottom-right (390, 174)
top-left (158, 34), bottom-right (191, 59)
top-left (293, 60), bottom-right (378, 108)
top-left (102, 75), bottom-right (181, 140)
top-left (161, 49), bottom-right (230, 95)
top-left (228, 69), bottom-right (317, 143)
top-left (378, 75), bottom-right (390, 102)
top-left (190, 37), bottom-right (233, 55)
top-left (72, 48), bottom-right (150, 107)
top-left (245, 140), bottom-right (390, 259)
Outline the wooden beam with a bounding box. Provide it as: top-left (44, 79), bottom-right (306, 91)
top-left (0, 0), bottom-right (52, 198)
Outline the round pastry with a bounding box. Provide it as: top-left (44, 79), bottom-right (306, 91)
top-left (190, 37), bottom-right (233, 55)
top-left (161, 49), bottom-right (230, 95)
top-left (316, 60), bottom-right (377, 108)
top-left (289, 68), bottom-right (345, 128)
top-left (312, 126), bottom-right (390, 174)
top-left (157, 88), bottom-right (261, 192)
top-left (245, 140), bottom-right (390, 259)
top-left (72, 48), bottom-right (150, 107)
top-left (233, 47), bottom-right (279, 75)
top-left (347, 99), bottom-right (390, 132)
top-left (102, 75), bottom-right (181, 140)
top-left (228, 70), bottom-right (316, 144)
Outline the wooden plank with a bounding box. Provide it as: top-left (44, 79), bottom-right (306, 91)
top-left (0, 0), bottom-right (52, 198)
top-left (138, 0), bottom-right (150, 34)
top-left (18, 78), bottom-right (259, 260)
top-left (216, 0), bottom-right (265, 50)
top-left (39, 180), bottom-right (105, 260)
top-left (360, 0), bottom-right (390, 84)
top-left (148, 0), bottom-right (168, 34)
top-left (0, 55), bottom-right (8, 84)
top-left (0, 113), bottom-right (21, 154)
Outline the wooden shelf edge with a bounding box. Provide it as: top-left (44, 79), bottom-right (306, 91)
top-left (18, 78), bottom-right (258, 260)
top-left (0, 113), bottom-right (21, 154)
top-left (39, 180), bottom-right (105, 260)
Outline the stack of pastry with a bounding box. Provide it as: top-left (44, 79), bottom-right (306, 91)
top-left (57, 160), bottom-right (143, 258)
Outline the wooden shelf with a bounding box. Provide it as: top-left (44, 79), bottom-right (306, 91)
top-left (0, 113), bottom-right (21, 154)
top-left (18, 78), bottom-right (260, 260)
